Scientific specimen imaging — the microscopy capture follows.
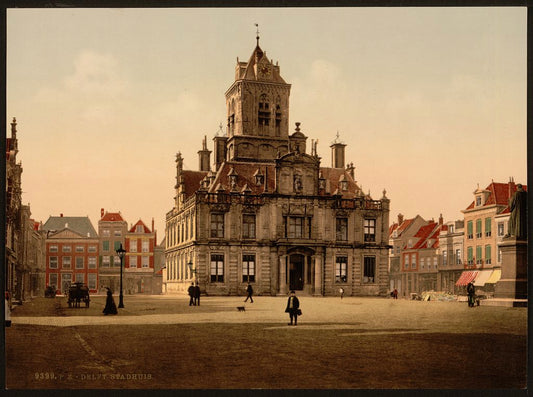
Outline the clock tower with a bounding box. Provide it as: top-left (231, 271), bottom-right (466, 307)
top-left (224, 37), bottom-right (291, 162)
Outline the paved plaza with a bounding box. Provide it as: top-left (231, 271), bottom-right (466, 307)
top-left (4, 294), bottom-right (528, 390)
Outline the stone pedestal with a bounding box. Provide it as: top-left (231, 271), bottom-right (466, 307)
top-left (494, 238), bottom-right (527, 300)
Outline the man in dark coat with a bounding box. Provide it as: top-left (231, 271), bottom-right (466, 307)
top-left (285, 290), bottom-right (300, 325)
top-left (244, 283), bottom-right (254, 303)
top-left (194, 283), bottom-right (201, 306)
top-left (188, 283), bottom-right (195, 306)
top-left (103, 288), bottom-right (118, 315)
top-left (466, 282), bottom-right (476, 308)
top-left (508, 184), bottom-right (527, 240)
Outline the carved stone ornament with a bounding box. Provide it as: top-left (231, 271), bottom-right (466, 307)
top-left (209, 203), bottom-right (230, 213)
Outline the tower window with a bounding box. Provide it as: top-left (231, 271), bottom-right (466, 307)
top-left (258, 94), bottom-right (270, 129)
top-left (275, 105), bottom-right (281, 136)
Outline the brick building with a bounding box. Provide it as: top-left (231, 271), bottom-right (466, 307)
top-left (399, 216), bottom-right (447, 296)
top-left (388, 214), bottom-right (428, 296)
top-left (97, 209), bottom-right (128, 293)
top-left (41, 215), bottom-right (99, 294)
top-left (164, 37), bottom-right (390, 296)
top-left (124, 219), bottom-right (157, 294)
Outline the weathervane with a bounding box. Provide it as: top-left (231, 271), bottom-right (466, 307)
top-left (255, 23), bottom-right (260, 45)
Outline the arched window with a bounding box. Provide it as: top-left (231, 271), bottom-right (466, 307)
top-left (275, 104), bottom-right (281, 136)
top-left (258, 94), bottom-right (270, 130)
top-left (228, 99), bottom-right (235, 135)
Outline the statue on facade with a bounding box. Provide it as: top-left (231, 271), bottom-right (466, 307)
top-left (507, 184), bottom-right (527, 240)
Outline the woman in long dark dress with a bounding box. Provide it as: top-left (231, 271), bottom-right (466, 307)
top-left (103, 288), bottom-right (118, 315)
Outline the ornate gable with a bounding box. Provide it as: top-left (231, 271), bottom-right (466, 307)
top-left (49, 228), bottom-right (86, 239)
top-left (276, 152), bottom-right (320, 195)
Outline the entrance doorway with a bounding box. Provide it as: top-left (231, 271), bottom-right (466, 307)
top-left (289, 254), bottom-right (304, 291)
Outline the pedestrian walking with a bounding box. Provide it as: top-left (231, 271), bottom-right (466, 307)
top-left (5, 292), bottom-right (11, 327)
top-left (393, 289), bottom-right (398, 299)
top-left (244, 283), bottom-right (254, 303)
top-left (194, 283), bottom-right (201, 306)
top-left (188, 283), bottom-right (196, 306)
top-left (466, 282), bottom-right (476, 308)
top-left (285, 290), bottom-right (301, 326)
top-left (339, 287), bottom-right (344, 299)
top-left (102, 288), bottom-right (118, 315)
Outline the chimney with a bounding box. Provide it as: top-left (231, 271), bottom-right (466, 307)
top-left (101, 208), bottom-right (105, 218)
top-left (439, 213), bottom-right (443, 225)
top-left (152, 218), bottom-right (155, 233)
top-left (213, 135), bottom-right (228, 171)
top-left (198, 135), bottom-right (212, 172)
top-left (60, 213), bottom-right (63, 217)
top-left (508, 177), bottom-right (516, 199)
top-left (398, 213), bottom-right (404, 225)
top-left (330, 142), bottom-right (346, 168)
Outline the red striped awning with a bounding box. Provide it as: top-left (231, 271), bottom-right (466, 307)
top-left (455, 271), bottom-right (479, 286)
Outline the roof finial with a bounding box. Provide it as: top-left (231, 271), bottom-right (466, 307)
top-left (255, 23), bottom-right (259, 46)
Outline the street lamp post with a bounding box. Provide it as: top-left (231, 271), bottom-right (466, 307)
top-left (187, 259), bottom-right (197, 284)
top-left (116, 243), bottom-right (126, 308)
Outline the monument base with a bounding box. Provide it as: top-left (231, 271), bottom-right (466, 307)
top-left (494, 238), bottom-right (527, 300)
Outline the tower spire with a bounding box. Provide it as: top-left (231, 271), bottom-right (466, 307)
top-left (255, 23), bottom-right (259, 46)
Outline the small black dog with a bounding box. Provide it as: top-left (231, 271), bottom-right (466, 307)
top-left (236, 306), bottom-right (246, 312)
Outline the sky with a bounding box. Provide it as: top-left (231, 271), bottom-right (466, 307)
top-left (6, 7), bottom-right (527, 239)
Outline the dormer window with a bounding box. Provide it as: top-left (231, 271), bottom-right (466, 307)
top-left (318, 172), bottom-right (326, 190)
top-left (339, 175), bottom-right (348, 191)
top-left (228, 167), bottom-right (238, 189)
top-left (476, 196), bottom-right (482, 206)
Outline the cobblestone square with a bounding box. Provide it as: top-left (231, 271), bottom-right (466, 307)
top-left (5, 295), bottom-right (527, 390)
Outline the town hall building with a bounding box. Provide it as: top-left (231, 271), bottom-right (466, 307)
top-left (164, 36), bottom-right (390, 296)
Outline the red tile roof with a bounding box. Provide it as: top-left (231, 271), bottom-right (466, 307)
top-left (101, 212), bottom-right (125, 222)
top-left (203, 161), bottom-right (361, 197)
top-left (129, 219), bottom-right (152, 233)
top-left (389, 218), bottom-right (415, 237)
top-left (411, 222), bottom-right (438, 249)
top-left (182, 170), bottom-right (208, 198)
top-left (465, 181), bottom-right (527, 211)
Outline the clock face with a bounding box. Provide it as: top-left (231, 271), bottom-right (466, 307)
top-left (259, 65), bottom-right (271, 78)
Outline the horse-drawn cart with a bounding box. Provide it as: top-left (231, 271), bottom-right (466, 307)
top-left (67, 282), bottom-right (90, 308)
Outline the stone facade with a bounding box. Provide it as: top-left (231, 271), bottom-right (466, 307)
top-left (436, 220), bottom-right (465, 294)
top-left (5, 118), bottom-right (45, 302)
top-left (164, 39), bottom-right (390, 296)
